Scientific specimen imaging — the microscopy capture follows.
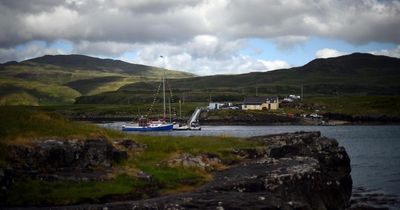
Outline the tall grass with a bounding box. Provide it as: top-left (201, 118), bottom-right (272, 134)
top-left (1, 175), bottom-right (150, 206)
top-left (305, 95), bottom-right (400, 116)
top-left (0, 106), bottom-right (125, 144)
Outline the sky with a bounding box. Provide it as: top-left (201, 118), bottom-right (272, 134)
top-left (0, 0), bottom-right (399, 76)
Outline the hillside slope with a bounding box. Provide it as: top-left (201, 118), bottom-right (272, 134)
top-left (77, 53), bottom-right (400, 104)
top-left (0, 54), bottom-right (194, 105)
top-left (24, 54), bottom-right (194, 77)
top-left (162, 53), bottom-right (400, 89)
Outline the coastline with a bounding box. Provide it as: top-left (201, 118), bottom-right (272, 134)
top-left (1, 132), bottom-right (354, 209)
top-left (68, 115), bottom-right (400, 126)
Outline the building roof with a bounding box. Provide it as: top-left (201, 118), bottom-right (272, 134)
top-left (243, 97), bottom-right (277, 105)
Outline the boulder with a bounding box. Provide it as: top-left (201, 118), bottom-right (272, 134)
top-left (160, 153), bottom-right (222, 171)
top-left (5, 139), bottom-right (128, 180)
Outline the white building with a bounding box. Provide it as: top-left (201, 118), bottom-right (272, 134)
top-left (208, 102), bottom-right (225, 110)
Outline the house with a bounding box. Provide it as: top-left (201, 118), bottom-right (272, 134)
top-left (242, 97), bottom-right (279, 110)
top-left (208, 102), bottom-right (225, 110)
top-left (208, 102), bottom-right (239, 110)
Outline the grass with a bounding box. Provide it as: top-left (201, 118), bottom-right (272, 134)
top-left (1, 174), bottom-right (150, 206)
top-left (0, 76), bottom-right (81, 105)
top-left (0, 59), bottom-right (194, 106)
top-left (0, 92), bottom-right (39, 106)
top-left (305, 96), bottom-right (400, 116)
top-left (35, 102), bottom-right (207, 118)
top-left (280, 95), bottom-right (400, 116)
top-left (0, 106), bottom-right (125, 144)
top-left (0, 106), bottom-right (262, 206)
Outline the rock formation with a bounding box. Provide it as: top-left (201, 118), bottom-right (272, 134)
top-left (3, 139), bottom-right (128, 181)
top-left (160, 153), bottom-right (222, 171)
top-left (39, 131), bottom-right (353, 210)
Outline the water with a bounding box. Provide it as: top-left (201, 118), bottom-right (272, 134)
top-left (100, 123), bottom-right (400, 196)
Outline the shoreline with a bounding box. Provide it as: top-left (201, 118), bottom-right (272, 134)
top-left (4, 132), bottom-right (399, 209)
top-left (69, 116), bottom-right (400, 126)
top-left (1, 132), bottom-right (354, 209)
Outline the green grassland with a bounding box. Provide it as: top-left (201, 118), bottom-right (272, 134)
top-left (35, 102), bottom-right (207, 118)
top-left (0, 55), bottom-right (194, 106)
top-left (306, 96), bottom-right (400, 116)
top-left (0, 77), bottom-right (81, 105)
top-left (279, 95), bottom-right (400, 118)
top-left (0, 106), bottom-right (261, 205)
top-left (77, 53), bottom-right (400, 105)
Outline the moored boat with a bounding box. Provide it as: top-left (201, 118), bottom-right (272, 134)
top-left (122, 122), bottom-right (173, 131)
top-left (122, 57), bottom-right (173, 132)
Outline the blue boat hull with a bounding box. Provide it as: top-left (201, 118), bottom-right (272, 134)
top-left (122, 124), bottom-right (173, 132)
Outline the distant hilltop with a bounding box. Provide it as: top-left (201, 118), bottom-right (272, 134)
top-left (0, 54), bottom-right (194, 105)
top-left (1, 53), bottom-right (400, 105)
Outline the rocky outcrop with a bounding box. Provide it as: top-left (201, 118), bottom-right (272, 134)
top-left (42, 131), bottom-right (352, 210)
top-left (160, 153), bottom-right (222, 171)
top-left (4, 139), bottom-right (128, 181)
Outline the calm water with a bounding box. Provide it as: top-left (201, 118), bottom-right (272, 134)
top-left (100, 123), bottom-right (400, 195)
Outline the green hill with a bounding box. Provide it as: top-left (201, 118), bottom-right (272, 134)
top-left (24, 54), bottom-right (194, 77)
top-left (0, 54), bottom-right (194, 105)
top-left (77, 53), bottom-right (400, 104)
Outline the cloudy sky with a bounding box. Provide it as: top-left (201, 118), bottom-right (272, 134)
top-left (0, 0), bottom-right (399, 75)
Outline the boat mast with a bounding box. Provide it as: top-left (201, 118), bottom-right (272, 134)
top-left (162, 56), bottom-right (166, 120)
top-left (169, 97), bottom-right (172, 122)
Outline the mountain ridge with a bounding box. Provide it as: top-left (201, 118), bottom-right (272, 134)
top-left (0, 54), bottom-right (194, 105)
top-left (76, 53), bottom-right (400, 104)
top-left (20, 54), bottom-right (195, 76)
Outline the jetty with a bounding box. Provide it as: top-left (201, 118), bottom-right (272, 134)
top-left (173, 107), bottom-right (202, 130)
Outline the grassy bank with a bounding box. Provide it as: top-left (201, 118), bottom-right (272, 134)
top-left (35, 102), bottom-right (206, 117)
top-left (0, 106), bottom-right (125, 144)
top-left (0, 106), bottom-right (261, 206)
top-left (305, 96), bottom-right (400, 116)
top-left (282, 95), bottom-right (400, 117)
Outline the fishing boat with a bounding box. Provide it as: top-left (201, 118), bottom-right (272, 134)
top-left (122, 117), bottom-right (173, 131)
top-left (122, 60), bottom-right (173, 132)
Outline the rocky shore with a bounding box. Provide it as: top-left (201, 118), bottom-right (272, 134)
top-left (1, 139), bottom-right (129, 183)
top-left (2, 132), bottom-right (398, 209)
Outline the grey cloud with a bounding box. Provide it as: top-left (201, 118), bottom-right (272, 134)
top-left (0, 0), bottom-right (63, 13)
top-left (112, 0), bottom-right (200, 14)
top-left (1, 0), bottom-right (399, 47)
top-left (73, 41), bottom-right (136, 57)
top-left (0, 0), bottom-right (399, 74)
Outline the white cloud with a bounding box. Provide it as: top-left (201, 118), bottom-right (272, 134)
top-left (259, 60), bottom-right (291, 70)
top-left (369, 45), bottom-right (400, 58)
top-left (315, 48), bottom-right (347, 58)
top-left (1, 0), bottom-right (400, 74)
top-left (115, 36), bottom-right (290, 75)
top-left (0, 42), bottom-right (66, 62)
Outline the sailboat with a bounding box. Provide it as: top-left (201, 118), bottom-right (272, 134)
top-left (121, 118), bottom-right (173, 131)
top-left (122, 61), bottom-right (173, 132)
